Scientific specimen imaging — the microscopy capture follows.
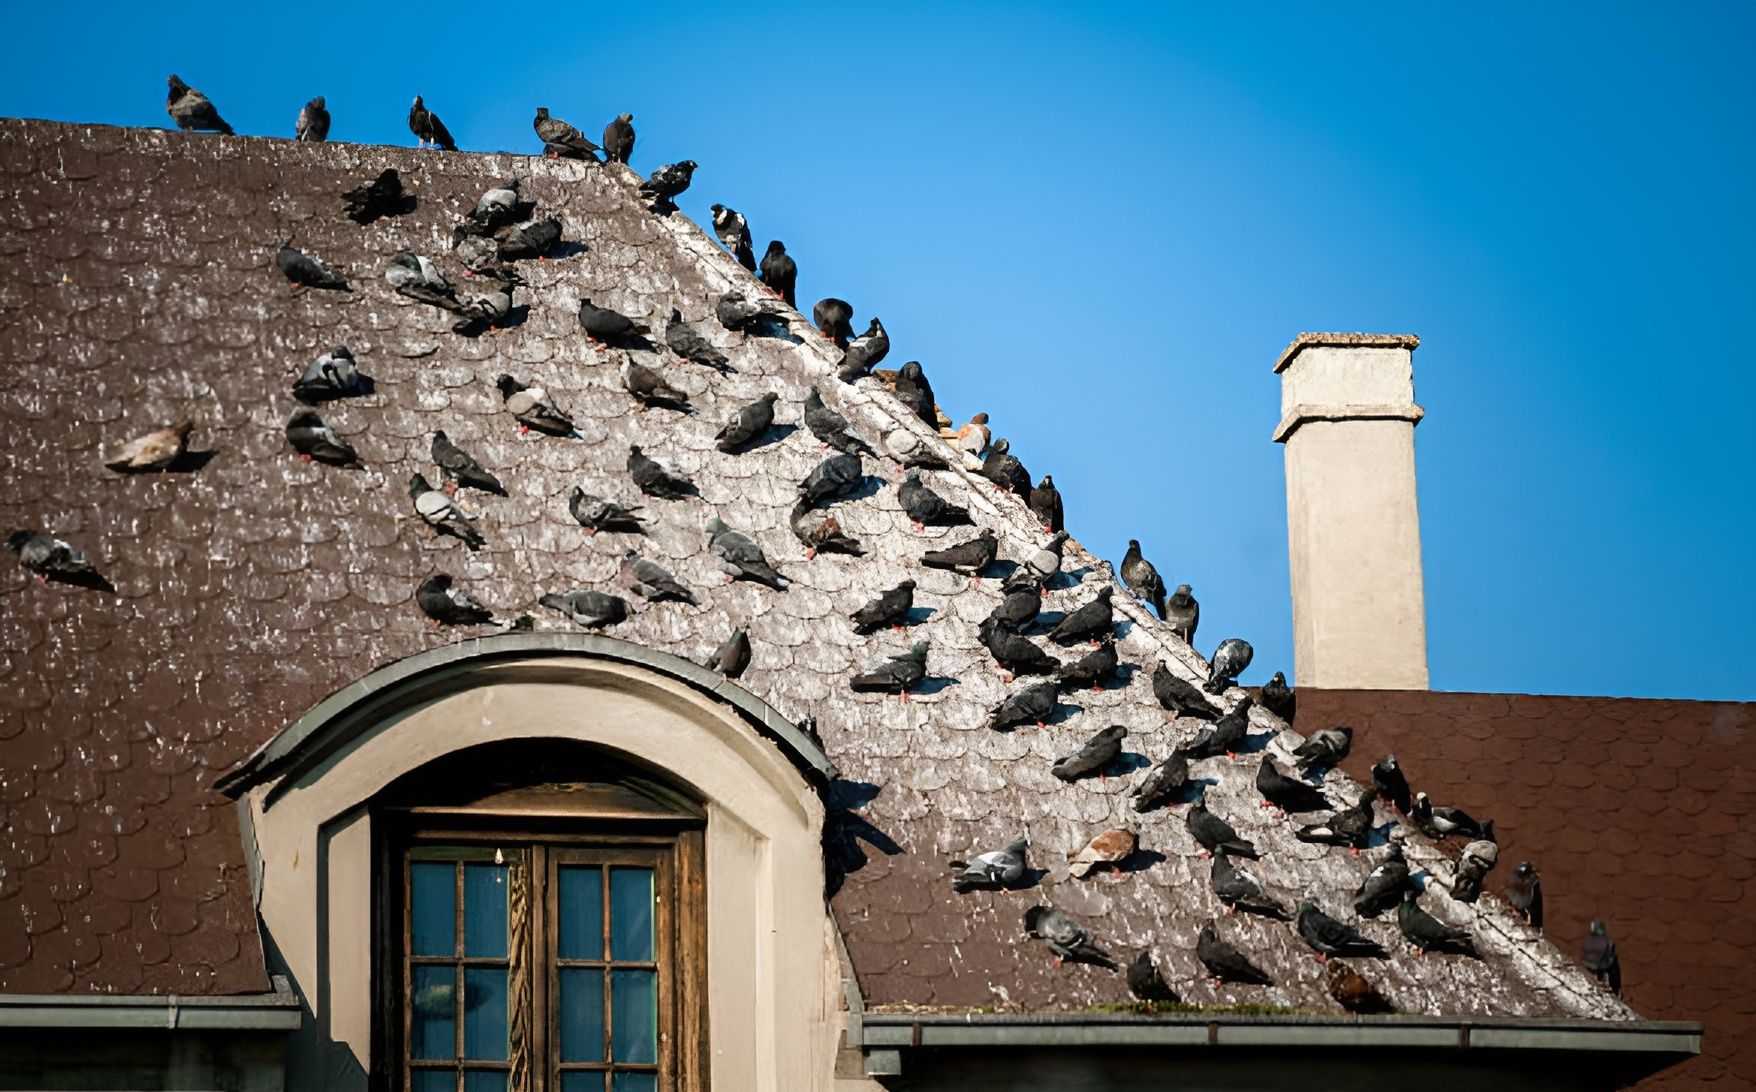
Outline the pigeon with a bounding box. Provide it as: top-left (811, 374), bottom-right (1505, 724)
top-left (296, 96), bottom-right (330, 142)
top-left (714, 289), bottom-right (790, 336)
top-left (950, 839), bottom-right (1028, 893)
top-left (1029, 476), bottom-right (1064, 533)
top-left (1068, 828), bottom-right (1137, 879)
top-left (639, 160), bottom-right (697, 210)
top-left (980, 439), bottom-right (1032, 500)
top-left (627, 446), bottom-right (695, 500)
top-left (1185, 791), bottom-right (1257, 858)
top-left (1130, 750), bottom-right (1191, 813)
top-left (1211, 847), bottom-right (1290, 919)
top-left (449, 270), bottom-right (521, 334)
top-left (1372, 754), bottom-right (1411, 815)
top-left (1120, 539), bottom-right (1166, 619)
top-left (416, 574), bottom-right (493, 626)
top-left (462, 180), bottom-right (521, 237)
top-left (1016, 531), bottom-right (1071, 593)
top-left (1049, 587), bottom-right (1114, 646)
top-left (341, 169), bottom-right (406, 224)
top-left (665, 310), bottom-right (734, 373)
top-left (568, 488), bottom-right (644, 535)
top-left (979, 618), bottom-right (1060, 680)
top-left (1181, 696), bottom-right (1254, 760)
top-left (409, 474), bottom-right (485, 550)
top-left (165, 75), bottom-right (232, 134)
top-left (708, 518), bottom-right (788, 589)
top-left (1397, 891), bottom-right (1477, 957)
top-left (1409, 792), bottom-right (1485, 841)
top-left (616, 357), bottom-right (689, 415)
top-left (709, 204), bottom-right (756, 270)
top-left (885, 427), bottom-right (951, 471)
top-left (408, 96), bottom-right (456, 150)
top-left (850, 642), bottom-right (929, 696)
top-left (1505, 862), bottom-right (1544, 929)
top-left (813, 298), bottom-right (855, 347)
top-left (285, 410), bottom-right (359, 466)
top-left (6, 532), bottom-right (100, 584)
top-left (1256, 755), bottom-right (1329, 815)
top-left (1353, 844), bottom-right (1410, 917)
top-left (946, 413), bottom-right (992, 461)
top-left (707, 628), bottom-right (751, 678)
top-left (789, 503), bottom-right (865, 558)
top-left (1326, 961), bottom-right (1393, 1014)
top-left (1292, 726), bottom-right (1352, 772)
top-left (987, 586), bottom-right (1041, 634)
top-left (1197, 921), bottom-right (1273, 985)
top-left (1260, 670), bottom-right (1295, 724)
top-left (104, 421), bottom-right (194, 472)
top-left (1126, 951), bottom-right (1180, 1005)
top-left (852, 580), bottom-right (915, 635)
top-left (618, 550), bottom-right (699, 605)
top-left (803, 388), bottom-right (874, 455)
top-left (539, 589), bottom-right (630, 629)
top-left (988, 680), bottom-right (1059, 731)
top-left (1052, 725), bottom-right (1126, 782)
top-left (921, 529), bottom-right (998, 577)
top-left (1023, 906), bottom-right (1116, 969)
top-left (891, 361), bottom-right (938, 429)
top-left (1451, 833), bottom-right (1500, 903)
top-left (496, 375), bottom-right (576, 436)
top-left (602, 113), bottom-right (635, 164)
top-left (386, 252), bottom-right (457, 310)
top-left (1206, 638), bottom-right (1254, 694)
top-left (277, 243), bottom-right (349, 291)
top-left (798, 453), bottom-right (863, 508)
top-left (898, 470), bottom-right (970, 529)
top-left (496, 218), bottom-right (561, 261)
top-left (1164, 584), bottom-right (1199, 645)
top-left (429, 431), bottom-right (503, 496)
top-left (453, 236), bottom-right (508, 279)
top-left (579, 298), bottom-right (647, 346)
top-left (1056, 637), bottom-right (1118, 692)
top-left (1582, 920), bottom-right (1620, 993)
top-left (758, 240), bottom-right (797, 305)
top-left (1295, 788), bottom-right (1378, 853)
top-left (1152, 661), bottom-right (1222, 721)
top-left (533, 107), bottom-right (600, 159)
top-left (838, 318), bottom-right (890, 382)
top-left (292, 346), bottom-right (363, 403)
top-left (716, 393), bottom-right (778, 452)
top-left (1297, 901), bottom-right (1387, 960)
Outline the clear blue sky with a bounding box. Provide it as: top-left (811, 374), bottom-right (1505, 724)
top-left (4, 3), bottom-right (1751, 700)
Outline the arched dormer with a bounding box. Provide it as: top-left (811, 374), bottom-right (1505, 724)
top-left (218, 634), bottom-right (844, 1092)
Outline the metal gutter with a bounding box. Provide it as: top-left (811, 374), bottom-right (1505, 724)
top-left (0, 976), bottom-right (303, 1031)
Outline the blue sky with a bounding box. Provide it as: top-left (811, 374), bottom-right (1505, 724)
top-left (3, 3), bottom-right (1751, 699)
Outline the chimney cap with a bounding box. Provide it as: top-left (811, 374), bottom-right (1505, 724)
top-left (1273, 332), bottom-right (1420, 374)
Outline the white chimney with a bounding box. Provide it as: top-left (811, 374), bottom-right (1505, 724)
top-left (1273, 333), bottom-right (1429, 689)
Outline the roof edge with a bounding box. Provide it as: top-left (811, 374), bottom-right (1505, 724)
top-left (0, 976), bottom-right (303, 1031)
top-left (1274, 332), bottom-right (1421, 373)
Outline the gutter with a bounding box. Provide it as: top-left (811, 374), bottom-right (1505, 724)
top-left (0, 975), bottom-right (303, 1032)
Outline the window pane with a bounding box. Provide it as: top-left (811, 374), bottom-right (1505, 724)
top-left (561, 1074), bottom-right (605, 1092)
top-left (411, 1070), bottom-right (455, 1092)
top-left (558, 866), bottom-right (604, 961)
top-left (411, 862), bottom-right (456, 957)
top-left (463, 863), bottom-right (508, 959)
top-left (463, 1071), bottom-right (508, 1092)
top-left (609, 868), bottom-right (653, 962)
top-left (558, 967), bottom-right (606, 1063)
top-left (463, 968), bottom-right (508, 1061)
top-left (612, 1074), bottom-right (658, 1092)
top-left (611, 969), bottom-right (657, 1065)
top-left (410, 964), bottom-right (456, 1060)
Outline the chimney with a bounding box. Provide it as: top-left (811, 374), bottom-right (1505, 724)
top-left (1272, 333), bottom-right (1429, 689)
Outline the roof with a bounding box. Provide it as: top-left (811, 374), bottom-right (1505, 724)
top-left (1301, 689), bottom-right (1755, 1088)
top-left (0, 119), bottom-right (1636, 1026)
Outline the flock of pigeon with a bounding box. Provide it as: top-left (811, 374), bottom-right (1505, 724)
top-left (6, 78), bottom-right (1624, 1014)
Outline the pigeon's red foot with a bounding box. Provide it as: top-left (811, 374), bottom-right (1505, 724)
top-left (538, 256), bottom-right (549, 264)
top-left (805, 548), bottom-right (817, 560)
top-left (300, 454), bottom-right (312, 463)
top-left (1315, 953), bottom-right (1328, 963)
top-left (899, 691), bottom-right (910, 703)
top-left (892, 624), bottom-right (903, 631)
top-left (1225, 905), bottom-right (1238, 916)
top-left (724, 575), bottom-right (735, 585)
top-left (519, 426), bottom-right (530, 435)
top-left (586, 528), bottom-right (598, 537)
top-left (443, 481), bottom-right (459, 496)
top-left (910, 521), bottom-right (924, 533)
top-left (1000, 671), bottom-right (1014, 684)
top-left (1035, 720), bottom-right (1046, 729)
top-left (1039, 588), bottom-right (1049, 599)
top-left (1226, 751), bottom-right (1238, 762)
top-left (1197, 850), bottom-right (1211, 860)
top-left (1091, 639), bottom-right (1101, 649)
top-left (1093, 685), bottom-right (1104, 694)
top-left (1349, 847), bottom-right (1359, 856)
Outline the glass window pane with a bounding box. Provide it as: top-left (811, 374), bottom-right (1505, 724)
top-left (559, 967), bottom-right (605, 1063)
top-left (410, 964), bottom-right (456, 1060)
top-left (561, 1074), bottom-right (605, 1092)
top-left (463, 864), bottom-right (509, 959)
top-left (463, 1071), bottom-right (508, 1092)
top-left (411, 862), bottom-right (456, 957)
top-left (411, 1070), bottom-right (455, 1092)
top-left (611, 969), bottom-right (657, 1065)
top-left (612, 1074), bottom-right (657, 1092)
top-left (609, 869), bottom-right (653, 962)
top-left (463, 968), bottom-right (508, 1061)
top-left (558, 866), bottom-right (604, 961)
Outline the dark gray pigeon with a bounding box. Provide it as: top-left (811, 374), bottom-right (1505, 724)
top-left (1372, 754), bottom-right (1411, 814)
top-left (341, 169), bottom-right (407, 224)
top-left (296, 96), bottom-right (329, 142)
top-left (715, 289), bottom-right (790, 336)
top-left (579, 298), bottom-right (647, 346)
top-left (716, 393), bottom-right (779, 452)
top-left (1409, 793), bottom-right (1484, 841)
top-left (1583, 920), bottom-right (1619, 992)
top-left (1296, 788), bottom-right (1378, 853)
top-left (921, 529), bottom-right (998, 577)
top-left (950, 839), bottom-right (1028, 893)
top-left (988, 680), bottom-right (1059, 731)
top-left (1152, 660), bottom-right (1222, 722)
top-left (496, 375), bottom-right (576, 436)
top-left (1450, 833), bottom-right (1500, 903)
top-left (1126, 950), bottom-right (1180, 1005)
top-left (568, 488), bottom-right (644, 535)
top-left (803, 387), bottom-right (874, 455)
top-left (789, 503), bottom-right (864, 558)
top-left (1297, 901), bottom-right (1387, 960)
top-left (665, 310), bottom-right (735, 373)
top-left (409, 474), bottom-right (485, 550)
top-left (462, 180), bottom-right (521, 237)
top-left (850, 642), bottom-right (928, 696)
top-left (1050, 587), bottom-right (1114, 645)
top-left (1181, 696), bottom-right (1254, 760)
top-left (408, 95), bottom-right (455, 150)
top-left (286, 409), bottom-right (359, 466)
top-left (386, 252), bottom-right (457, 309)
top-left (639, 160), bottom-right (697, 210)
top-left (1505, 862), bottom-right (1543, 929)
top-left (798, 453), bottom-right (862, 508)
top-left (533, 107), bottom-right (600, 159)
top-left (1398, 891), bottom-right (1478, 957)
top-left (602, 113), bottom-right (635, 164)
top-left (838, 318), bottom-right (889, 382)
top-left (1256, 755), bottom-right (1329, 815)
top-left (1120, 539), bottom-right (1166, 619)
top-left (812, 298), bottom-right (855, 347)
top-left (707, 628), bottom-right (751, 678)
top-left (539, 589), bottom-right (630, 629)
top-left (166, 75), bottom-right (232, 134)
top-left (1206, 637), bottom-right (1254, 694)
top-left (1211, 847), bottom-right (1290, 919)
top-left (987, 583), bottom-right (1041, 633)
top-left (6, 532), bottom-right (100, 584)
top-left (892, 361), bottom-right (937, 428)
top-left (1292, 725), bottom-right (1352, 772)
top-left (1056, 637), bottom-right (1118, 692)
top-left (980, 438), bottom-right (1032, 500)
top-left (1022, 906), bottom-right (1116, 969)
top-left (1029, 475), bottom-right (1064, 533)
top-left (979, 618), bottom-right (1060, 680)
top-left (898, 470), bottom-right (970, 529)
top-left (450, 270), bottom-right (521, 334)
top-left (852, 580), bottom-right (915, 635)
top-left (1017, 531), bottom-right (1071, 593)
top-left (1185, 791), bottom-right (1257, 858)
top-left (708, 518), bottom-right (788, 589)
top-left (627, 446), bottom-right (695, 500)
top-left (1130, 750), bottom-right (1191, 813)
top-left (431, 431), bottom-right (503, 495)
top-left (1197, 921), bottom-right (1273, 985)
top-left (293, 346), bottom-right (364, 403)
top-left (709, 204), bottom-right (755, 270)
top-left (1164, 583), bottom-right (1199, 644)
top-left (417, 574), bottom-right (492, 626)
top-left (1260, 669), bottom-right (1295, 723)
top-left (758, 240), bottom-right (797, 306)
top-left (618, 550), bottom-right (699, 605)
top-left (1353, 844), bottom-right (1410, 917)
top-left (277, 243), bottom-right (349, 291)
top-left (497, 218), bottom-right (561, 261)
top-left (1052, 725), bottom-right (1126, 782)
